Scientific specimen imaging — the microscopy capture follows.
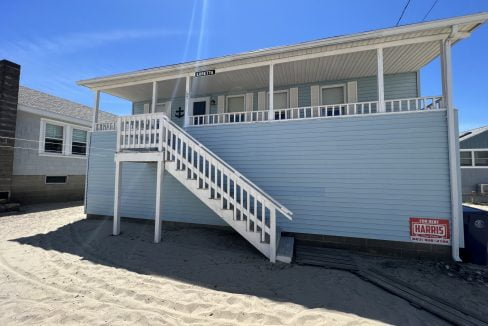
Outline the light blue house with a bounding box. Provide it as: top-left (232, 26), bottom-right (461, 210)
top-left (78, 13), bottom-right (488, 263)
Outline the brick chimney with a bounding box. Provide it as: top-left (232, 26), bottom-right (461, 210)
top-left (0, 60), bottom-right (21, 201)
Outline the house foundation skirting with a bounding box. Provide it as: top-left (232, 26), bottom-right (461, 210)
top-left (11, 175), bottom-right (85, 204)
top-left (86, 214), bottom-right (450, 260)
top-left (287, 232), bottom-right (451, 260)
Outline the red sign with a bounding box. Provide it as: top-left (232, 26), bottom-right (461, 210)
top-left (409, 217), bottom-right (450, 245)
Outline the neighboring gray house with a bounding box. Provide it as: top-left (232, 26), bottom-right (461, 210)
top-left (0, 60), bottom-right (115, 204)
top-left (460, 125), bottom-right (488, 202)
top-left (79, 13), bottom-right (488, 263)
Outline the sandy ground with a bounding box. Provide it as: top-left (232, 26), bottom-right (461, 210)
top-left (1, 203), bottom-right (482, 325)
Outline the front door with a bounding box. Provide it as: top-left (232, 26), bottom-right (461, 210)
top-left (193, 101), bottom-right (206, 115)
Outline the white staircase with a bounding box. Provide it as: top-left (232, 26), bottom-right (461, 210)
top-left (115, 113), bottom-right (293, 263)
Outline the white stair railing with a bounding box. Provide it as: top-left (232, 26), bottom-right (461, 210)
top-left (116, 113), bottom-right (293, 262)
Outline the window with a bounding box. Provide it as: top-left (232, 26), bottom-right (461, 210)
top-left (227, 95), bottom-right (245, 113)
top-left (474, 151), bottom-right (488, 166)
top-left (267, 91), bottom-right (288, 110)
top-left (72, 129), bottom-right (87, 155)
top-left (45, 176), bottom-right (67, 184)
top-left (321, 86), bottom-right (345, 105)
top-left (40, 119), bottom-right (89, 158)
top-left (460, 151), bottom-right (472, 166)
top-left (44, 123), bottom-right (64, 153)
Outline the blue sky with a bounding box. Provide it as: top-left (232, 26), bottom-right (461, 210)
top-left (1, 0), bottom-right (487, 131)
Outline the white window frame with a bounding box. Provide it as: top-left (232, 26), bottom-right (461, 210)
top-left (266, 90), bottom-right (289, 110)
top-left (71, 128), bottom-right (89, 156)
top-left (225, 94), bottom-right (246, 113)
top-left (189, 97), bottom-right (210, 115)
top-left (39, 118), bottom-right (90, 159)
top-left (320, 84), bottom-right (347, 105)
top-left (460, 149), bottom-right (488, 168)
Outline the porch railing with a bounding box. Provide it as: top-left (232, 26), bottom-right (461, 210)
top-left (187, 96), bottom-right (443, 126)
top-left (95, 96), bottom-right (443, 131)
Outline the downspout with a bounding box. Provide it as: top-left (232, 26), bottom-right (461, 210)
top-left (444, 26), bottom-right (462, 262)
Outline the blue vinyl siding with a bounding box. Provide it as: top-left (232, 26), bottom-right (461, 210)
top-left (86, 131), bottom-right (224, 225)
top-left (86, 110), bottom-right (450, 243)
top-left (132, 72), bottom-right (418, 116)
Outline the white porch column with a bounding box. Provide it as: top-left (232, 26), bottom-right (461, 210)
top-left (92, 90), bottom-right (100, 131)
top-left (442, 35), bottom-right (462, 262)
top-left (184, 75), bottom-right (191, 127)
top-left (376, 48), bottom-right (385, 112)
top-left (113, 159), bottom-right (122, 236)
top-left (151, 81), bottom-right (158, 113)
top-left (154, 160), bottom-right (164, 243)
top-left (268, 63), bottom-right (274, 121)
top-left (439, 40), bottom-right (447, 107)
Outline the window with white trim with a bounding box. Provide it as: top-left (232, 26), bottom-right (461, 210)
top-left (460, 151), bottom-right (472, 166)
top-left (460, 150), bottom-right (488, 168)
top-left (44, 123), bottom-right (64, 154)
top-left (474, 151), bottom-right (488, 166)
top-left (40, 119), bottom-right (90, 158)
top-left (72, 129), bottom-right (87, 156)
top-left (321, 85), bottom-right (346, 105)
top-left (226, 95), bottom-right (245, 113)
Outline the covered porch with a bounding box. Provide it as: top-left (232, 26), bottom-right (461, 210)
top-left (89, 28), bottom-right (466, 130)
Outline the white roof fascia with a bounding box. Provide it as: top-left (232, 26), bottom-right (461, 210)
top-left (77, 12), bottom-right (488, 89)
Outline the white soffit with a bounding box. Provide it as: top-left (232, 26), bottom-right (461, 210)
top-left (78, 13), bottom-right (488, 90)
top-left (104, 41), bottom-right (440, 102)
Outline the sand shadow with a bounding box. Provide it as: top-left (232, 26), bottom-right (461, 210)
top-left (11, 217), bottom-right (441, 325)
top-left (21, 201), bottom-right (85, 214)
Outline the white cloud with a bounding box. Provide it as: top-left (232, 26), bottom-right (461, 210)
top-left (0, 29), bottom-right (189, 58)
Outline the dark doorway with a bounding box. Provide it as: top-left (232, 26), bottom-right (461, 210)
top-left (192, 101), bottom-right (206, 115)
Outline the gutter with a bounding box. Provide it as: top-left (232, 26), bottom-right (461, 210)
top-left (444, 26), bottom-right (463, 262)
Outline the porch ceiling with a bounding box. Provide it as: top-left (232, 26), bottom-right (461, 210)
top-left (103, 39), bottom-right (441, 103)
top-left (80, 13), bottom-right (488, 92)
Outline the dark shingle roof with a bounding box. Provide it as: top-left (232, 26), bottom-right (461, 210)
top-left (18, 86), bottom-right (116, 123)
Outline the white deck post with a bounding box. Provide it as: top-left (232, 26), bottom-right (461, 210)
top-left (442, 33), bottom-right (462, 262)
top-left (154, 160), bottom-right (164, 243)
top-left (268, 64), bottom-right (274, 121)
top-left (184, 75), bottom-right (191, 127)
top-left (270, 208), bottom-right (276, 263)
top-left (113, 159), bottom-right (122, 236)
top-left (151, 81), bottom-right (158, 113)
top-left (92, 90), bottom-right (100, 131)
top-left (376, 48), bottom-right (385, 112)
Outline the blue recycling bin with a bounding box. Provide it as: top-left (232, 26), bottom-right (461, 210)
top-left (462, 206), bottom-right (488, 265)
